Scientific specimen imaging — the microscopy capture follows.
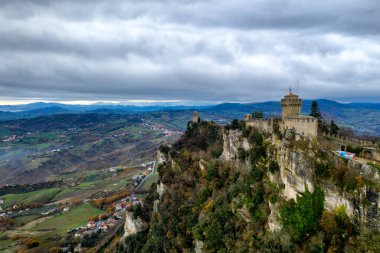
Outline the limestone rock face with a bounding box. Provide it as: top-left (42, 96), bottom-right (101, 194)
top-left (221, 130), bottom-right (240, 161)
top-left (121, 212), bottom-right (148, 241)
top-left (278, 148), bottom-right (315, 200)
top-left (157, 149), bottom-right (167, 165)
top-left (324, 189), bottom-right (354, 216)
top-left (199, 159), bottom-right (208, 171)
top-left (268, 201), bottom-right (281, 232)
top-left (157, 181), bottom-right (167, 198)
top-left (221, 128), bottom-right (380, 230)
top-left (194, 240), bottom-right (204, 253)
top-left (221, 130), bottom-right (251, 161)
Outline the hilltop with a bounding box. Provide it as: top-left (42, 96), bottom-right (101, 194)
top-left (121, 119), bottom-right (380, 252)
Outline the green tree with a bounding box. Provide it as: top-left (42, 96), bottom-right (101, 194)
top-left (204, 220), bottom-right (224, 250)
top-left (280, 187), bottom-right (325, 241)
top-left (252, 111), bottom-right (264, 119)
top-left (330, 120), bottom-right (339, 135)
top-left (310, 101), bottom-right (322, 123)
top-left (230, 119), bottom-right (240, 130)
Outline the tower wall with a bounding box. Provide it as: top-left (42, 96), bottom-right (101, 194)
top-left (281, 93), bottom-right (302, 121)
top-left (192, 111), bottom-right (199, 123)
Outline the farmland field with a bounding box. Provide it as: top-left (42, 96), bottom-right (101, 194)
top-left (0, 113), bottom-right (182, 185)
top-left (139, 173), bottom-right (159, 193)
top-left (30, 204), bottom-right (104, 234)
top-left (1, 188), bottom-right (62, 208)
top-left (12, 214), bottom-right (41, 227)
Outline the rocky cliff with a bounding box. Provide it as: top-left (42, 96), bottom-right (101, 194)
top-left (222, 128), bottom-right (379, 230)
top-left (124, 121), bottom-right (380, 252)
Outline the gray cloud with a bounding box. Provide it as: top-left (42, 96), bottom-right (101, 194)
top-left (0, 0), bottom-right (379, 103)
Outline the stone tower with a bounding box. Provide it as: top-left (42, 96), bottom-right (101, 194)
top-left (193, 111), bottom-right (199, 123)
top-left (281, 91), bottom-right (302, 121)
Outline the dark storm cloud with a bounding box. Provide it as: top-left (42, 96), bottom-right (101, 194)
top-left (0, 0), bottom-right (379, 103)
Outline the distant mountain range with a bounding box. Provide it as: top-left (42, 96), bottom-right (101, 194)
top-left (0, 100), bottom-right (379, 135)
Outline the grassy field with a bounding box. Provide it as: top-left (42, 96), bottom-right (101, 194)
top-left (121, 126), bottom-right (157, 140)
top-left (13, 214), bottom-right (41, 227)
top-left (51, 188), bottom-right (97, 203)
top-left (30, 204), bottom-right (104, 234)
top-left (139, 173), bottom-right (159, 192)
top-left (1, 188), bottom-right (62, 208)
top-left (0, 238), bottom-right (17, 253)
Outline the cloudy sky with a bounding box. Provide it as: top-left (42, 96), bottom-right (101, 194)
top-left (0, 0), bottom-right (380, 104)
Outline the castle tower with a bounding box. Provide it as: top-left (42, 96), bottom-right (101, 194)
top-left (281, 91), bottom-right (302, 121)
top-left (192, 111), bottom-right (199, 123)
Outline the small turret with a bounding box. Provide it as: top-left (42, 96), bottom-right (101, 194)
top-left (192, 111), bottom-right (199, 123)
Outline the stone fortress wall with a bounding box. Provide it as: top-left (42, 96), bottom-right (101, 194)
top-left (245, 91), bottom-right (318, 138)
top-left (283, 116), bottom-right (318, 137)
top-left (245, 115), bottom-right (274, 133)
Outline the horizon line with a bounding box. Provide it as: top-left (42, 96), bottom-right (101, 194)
top-left (0, 98), bottom-right (379, 106)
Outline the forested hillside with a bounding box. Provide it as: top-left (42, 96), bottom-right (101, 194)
top-left (123, 120), bottom-right (380, 252)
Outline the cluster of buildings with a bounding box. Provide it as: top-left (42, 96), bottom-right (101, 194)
top-left (131, 161), bottom-right (155, 186)
top-left (132, 174), bottom-right (147, 186)
top-left (2, 132), bottom-right (32, 143)
top-left (72, 214), bottom-right (121, 238)
top-left (113, 196), bottom-right (143, 212)
top-left (72, 195), bottom-right (143, 239)
top-left (2, 135), bottom-right (18, 142)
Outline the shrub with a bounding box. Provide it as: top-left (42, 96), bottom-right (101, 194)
top-left (250, 167), bottom-right (264, 182)
top-left (211, 146), bottom-right (223, 158)
top-left (238, 147), bottom-right (247, 161)
top-left (24, 238), bottom-right (40, 249)
top-left (249, 131), bottom-right (263, 146)
top-left (199, 188), bottom-right (210, 204)
top-left (315, 162), bottom-right (330, 179)
top-left (124, 232), bottom-right (147, 253)
top-left (242, 126), bottom-right (252, 138)
top-left (249, 146), bottom-right (266, 165)
top-left (320, 206), bottom-right (355, 252)
top-left (205, 164), bottom-right (218, 181)
top-left (204, 220), bottom-right (223, 250)
top-left (132, 204), bottom-right (144, 219)
top-left (269, 160), bottom-right (280, 173)
top-left (0, 216), bottom-right (13, 229)
top-left (346, 145), bottom-right (363, 155)
top-left (280, 187), bottom-right (325, 241)
top-left (158, 144), bottom-right (170, 154)
top-left (49, 247), bottom-right (60, 253)
top-left (230, 119), bottom-right (240, 130)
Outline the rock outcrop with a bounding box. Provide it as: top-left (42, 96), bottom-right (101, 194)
top-left (121, 212), bottom-right (148, 241)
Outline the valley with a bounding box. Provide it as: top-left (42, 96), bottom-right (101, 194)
top-left (0, 113), bottom-right (182, 185)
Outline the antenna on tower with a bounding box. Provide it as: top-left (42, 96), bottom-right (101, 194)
top-left (297, 80), bottom-right (299, 94)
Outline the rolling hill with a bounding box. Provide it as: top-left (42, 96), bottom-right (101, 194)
top-left (0, 100), bottom-right (379, 135)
